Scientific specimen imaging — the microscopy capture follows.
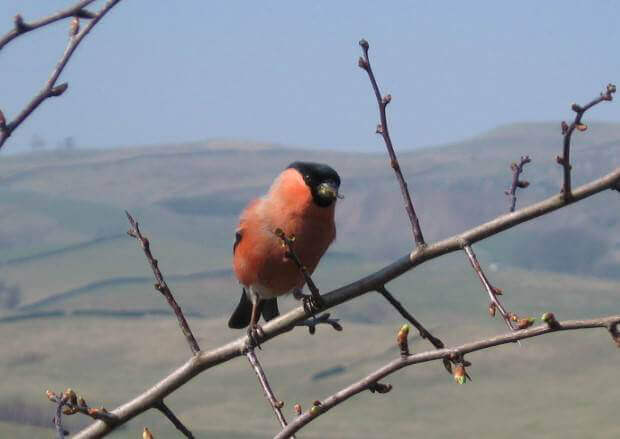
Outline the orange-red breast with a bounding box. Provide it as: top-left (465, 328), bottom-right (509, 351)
top-left (228, 161), bottom-right (341, 330)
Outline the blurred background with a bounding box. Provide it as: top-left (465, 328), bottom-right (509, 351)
top-left (0, 1), bottom-right (618, 438)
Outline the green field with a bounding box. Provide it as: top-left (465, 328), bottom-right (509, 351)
top-left (0, 124), bottom-right (618, 437)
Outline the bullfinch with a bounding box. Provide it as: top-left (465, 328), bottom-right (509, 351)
top-left (228, 161), bottom-right (341, 335)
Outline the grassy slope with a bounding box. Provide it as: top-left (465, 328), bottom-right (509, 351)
top-left (0, 123), bottom-right (618, 437)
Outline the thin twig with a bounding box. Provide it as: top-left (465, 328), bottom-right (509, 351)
top-left (558, 84), bottom-right (616, 200)
top-left (377, 286), bottom-right (444, 349)
top-left (47, 389), bottom-right (117, 438)
top-left (245, 349), bottom-right (293, 437)
top-left (155, 401), bottom-right (195, 438)
top-left (125, 211), bottom-right (201, 355)
top-left (273, 315), bottom-right (620, 439)
top-left (52, 393), bottom-right (70, 439)
top-left (463, 244), bottom-right (519, 331)
top-left (506, 155), bottom-right (531, 212)
top-left (358, 38), bottom-right (425, 247)
top-left (377, 286), bottom-right (452, 373)
top-left (0, 0), bottom-right (124, 150)
top-left (0, 0), bottom-right (97, 50)
top-left (275, 228), bottom-right (323, 309)
top-left (73, 169), bottom-right (620, 438)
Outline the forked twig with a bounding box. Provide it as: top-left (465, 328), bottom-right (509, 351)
top-left (463, 244), bottom-right (520, 332)
top-left (46, 389), bottom-right (117, 438)
top-left (0, 0), bottom-right (124, 150)
top-left (0, 0), bottom-right (97, 50)
top-left (558, 84), bottom-right (616, 199)
top-left (125, 211), bottom-right (201, 355)
top-left (358, 38), bottom-right (425, 247)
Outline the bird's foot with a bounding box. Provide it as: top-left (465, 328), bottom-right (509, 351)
top-left (302, 293), bottom-right (325, 316)
top-left (295, 312), bottom-right (343, 335)
top-left (246, 324), bottom-right (265, 350)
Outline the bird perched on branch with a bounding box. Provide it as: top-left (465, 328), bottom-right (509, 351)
top-left (228, 161), bottom-right (341, 339)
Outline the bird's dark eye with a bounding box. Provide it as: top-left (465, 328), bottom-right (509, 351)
top-left (304, 174), bottom-right (311, 182)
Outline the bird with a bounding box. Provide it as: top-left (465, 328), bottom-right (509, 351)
top-left (228, 161), bottom-right (341, 338)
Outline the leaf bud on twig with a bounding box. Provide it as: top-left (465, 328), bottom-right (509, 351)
top-left (70, 17), bottom-right (80, 36)
top-left (14, 14), bottom-right (26, 31)
top-left (541, 312), bottom-right (560, 328)
top-left (369, 382), bottom-right (393, 394)
top-left (488, 302), bottom-right (496, 317)
top-left (453, 364), bottom-right (467, 384)
top-left (143, 427), bottom-right (154, 439)
top-left (64, 388), bottom-right (77, 405)
top-left (516, 317), bottom-right (535, 329)
top-left (575, 123), bottom-right (587, 132)
top-left (396, 324), bottom-right (410, 356)
top-left (49, 83), bottom-right (69, 97)
top-left (309, 401), bottom-right (322, 416)
top-left (293, 403), bottom-right (302, 416)
top-left (63, 406), bottom-right (78, 415)
top-left (358, 56), bottom-right (369, 70)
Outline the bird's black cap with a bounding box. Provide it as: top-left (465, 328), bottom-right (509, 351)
top-left (287, 162), bottom-right (341, 207)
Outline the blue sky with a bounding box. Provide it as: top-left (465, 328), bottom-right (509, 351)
top-left (1, 1), bottom-right (619, 153)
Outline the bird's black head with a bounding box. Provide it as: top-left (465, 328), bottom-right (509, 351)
top-left (287, 161), bottom-right (341, 207)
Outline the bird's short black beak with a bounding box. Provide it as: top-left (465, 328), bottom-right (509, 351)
top-left (317, 181), bottom-right (339, 201)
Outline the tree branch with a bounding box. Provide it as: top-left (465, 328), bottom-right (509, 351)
top-left (273, 315), bottom-right (620, 439)
top-left (125, 211), bottom-right (201, 355)
top-left (73, 168), bottom-right (620, 438)
top-left (0, 0), bottom-right (123, 151)
top-left (358, 38), bottom-right (425, 247)
top-left (557, 84), bottom-right (616, 200)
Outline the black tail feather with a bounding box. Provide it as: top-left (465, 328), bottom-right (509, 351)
top-left (261, 298), bottom-right (279, 322)
top-left (228, 290), bottom-right (253, 329)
